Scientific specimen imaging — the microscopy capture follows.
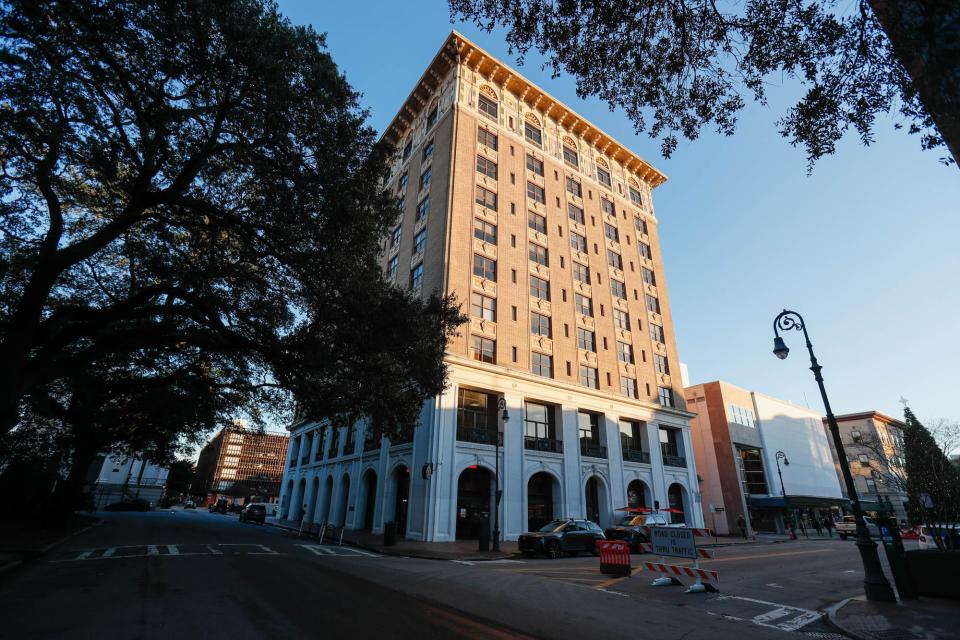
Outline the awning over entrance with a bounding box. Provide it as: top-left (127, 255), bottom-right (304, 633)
top-left (747, 495), bottom-right (851, 509)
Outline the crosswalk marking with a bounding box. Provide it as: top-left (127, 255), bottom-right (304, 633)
top-left (147, 545), bottom-right (159, 556)
top-left (166, 545), bottom-right (179, 555)
top-left (296, 544), bottom-right (380, 558)
top-left (75, 551), bottom-right (92, 561)
top-left (101, 548), bottom-right (116, 558)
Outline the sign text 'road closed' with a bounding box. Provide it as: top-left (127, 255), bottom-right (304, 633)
top-left (650, 527), bottom-right (697, 559)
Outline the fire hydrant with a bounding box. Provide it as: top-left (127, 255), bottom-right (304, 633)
top-left (789, 527), bottom-right (797, 540)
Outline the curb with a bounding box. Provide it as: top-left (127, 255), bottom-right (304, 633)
top-left (0, 518), bottom-right (101, 576)
top-left (824, 597), bottom-right (870, 640)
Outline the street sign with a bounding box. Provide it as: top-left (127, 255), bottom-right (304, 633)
top-left (650, 527), bottom-right (698, 560)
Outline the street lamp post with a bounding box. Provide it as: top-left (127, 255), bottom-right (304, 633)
top-left (775, 451), bottom-right (792, 533)
top-left (493, 397), bottom-right (509, 552)
top-left (772, 309), bottom-right (896, 602)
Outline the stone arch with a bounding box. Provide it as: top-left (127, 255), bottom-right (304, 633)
top-left (526, 470), bottom-right (562, 532)
top-left (583, 474), bottom-right (613, 528)
top-left (562, 135), bottom-right (578, 149)
top-left (385, 464), bottom-right (410, 537)
top-left (455, 465), bottom-right (495, 540)
top-left (667, 482), bottom-right (692, 525)
top-left (596, 156), bottom-right (609, 169)
top-left (628, 177), bottom-right (640, 188)
top-left (524, 112), bottom-right (541, 128)
top-left (626, 478), bottom-right (652, 509)
top-left (292, 476), bottom-right (307, 521)
top-left (479, 84), bottom-right (498, 101)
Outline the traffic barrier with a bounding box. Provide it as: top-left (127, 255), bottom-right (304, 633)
top-left (638, 542), bottom-right (714, 559)
top-left (597, 540), bottom-right (632, 576)
top-left (637, 560), bottom-right (719, 583)
top-left (641, 525), bottom-right (714, 538)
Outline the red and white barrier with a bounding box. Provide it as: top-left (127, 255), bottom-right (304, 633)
top-left (638, 560), bottom-right (719, 583)
top-left (638, 542), bottom-right (714, 559)
top-left (597, 539), bottom-right (631, 576)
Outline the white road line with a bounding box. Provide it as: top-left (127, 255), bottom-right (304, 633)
top-left (75, 551), bottom-right (93, 561)
top-left (715, 595), bottom-right (824, 632)
top-left (249, 545), bottom-right (279, 555)
top-left (298, 544), bottom-right (335, 555)
top-left (752, 608), bottom-right (791, 624)
top-left (348, 548), bottom-right (380, 557)
top-left (777, 611), bottom-right (823, 632)
top-left (451, 560), bottom-right (475, 565)
top-left (764, 583), bottom-right (783, 589)
top-left (166, 545), bottom-right (179, 555)
top-left (207, 545), bottom-right (223, 555)
top-left (101, 548), bottom-right (116, 558)
top-left (147, 545), bottom-right (159, 556)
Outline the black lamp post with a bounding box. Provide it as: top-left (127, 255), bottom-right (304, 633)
top-left (493, 396), bottom-right (509, 552)
top-left (772, 309), bottom-right (896, 602)
top-left (775, 450), bottom-right (794, 535)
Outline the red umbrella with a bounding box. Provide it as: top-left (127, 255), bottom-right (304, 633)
top-left (615, 506), bottom-right (652, 513)
top-left (660, 507), bottom-right (684, 514)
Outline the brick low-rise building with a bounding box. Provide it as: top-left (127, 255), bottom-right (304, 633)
top-left (191, 426), bottom-right (288, 509)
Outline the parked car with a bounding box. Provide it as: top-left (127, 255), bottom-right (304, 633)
top-left (835, 515), bottom-right (880, 540)
top-left (917, 524), bottom-right (960, 550)
top-left (518, 519), bottom-right (605, 559)
top-left (209, 498), bottom-right (229, 514)
top-left (104, 498), bottom-right (151, 512)
top-left (228, 502), bottom-right (243, 514)
top-left (239, 504), bottom-right (267, 525)
top-left (604, 512), bottom-right (679, 553)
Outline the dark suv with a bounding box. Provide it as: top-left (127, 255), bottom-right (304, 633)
top-left (518, 519), bottom-right (605, 558)
top-left (239, 503), bottom-right (266, 524)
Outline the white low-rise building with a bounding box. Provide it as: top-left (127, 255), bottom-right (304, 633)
top-left (89, 454), bottom-right (168, 509)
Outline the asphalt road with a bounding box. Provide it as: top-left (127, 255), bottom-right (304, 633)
top-left (0, 509), bottom-right (892, 639)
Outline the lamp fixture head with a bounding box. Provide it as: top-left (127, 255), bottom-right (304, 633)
top-left (772, 336), bottom-right (790, 360)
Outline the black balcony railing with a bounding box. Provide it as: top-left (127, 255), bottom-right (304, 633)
top-left (343, 440), bottom-right (356, 455)
top-left (364, 438), bottom-right (380, 452)
top-left (662, 454), bottom-right (687, 468)
top-left (622, 448), bottom-right (650, 464)
top-left (524, 436), bottom-right (563, 453)
top-left (300, 456), bottom-right (309, 465)
top-left (580, 441), bottom-right (607, 458)
top-left (457, 426), bottom-right (500, 446)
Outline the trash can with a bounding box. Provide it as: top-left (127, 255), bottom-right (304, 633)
top-left (384, 521), bottom-right (397, 546)
top-left (478, 514), bottom-right (490, 552)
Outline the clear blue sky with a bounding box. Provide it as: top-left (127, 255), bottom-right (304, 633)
top-left (278, 0), bottom-right (960, 424)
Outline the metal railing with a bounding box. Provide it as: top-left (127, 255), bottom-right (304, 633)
top-left (580, 441), bottom-right (607, 458)
top-left (622, 448), bottom-right (650, 463)
top-left (457, 426), bottom-right (500, 446)
top-left (343, 440), bottom-right (356, 455)
top-left (662, 454), bottom-right (687, 468)
top-left (300, 456), bottom-right (309, 465)
top-left (524, 436), bottom-right (563, 453)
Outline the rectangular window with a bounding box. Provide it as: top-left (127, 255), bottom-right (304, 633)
top-left (390, 225), bottom-right (401, 248)
top-left (413, 229), bottom-right (427, 254)
top-left (529, 275), bottom-right (550, 300)
top-left (416, 196), bottom-right (429, 221)
top-left (610, 279), bottom-right (626, 300)
top-left (597, 166), bottom-right (612, 187)
top-left (473, 218), bottom-right (497, 244)
top-left (613, 309), bottom-right (630, 331)
top-left (529, 242), bottom-right (549, 267)
top-left (619, 420), bottom-right (644, 452)
top-left (645, 294), bottom-right (660, 313)
top-left (531, 312), bottom-right (551, 337)
top-left (527, 181), bottom-right (545, 204)
top-left (476, 155), bottom-right (497, 180)
top-left (422, 139), bottom-right (435, 162)
top-left (470, 335), bottom-right (496, 363)
top-left (638, 241), bottom-right (652, 259)
top-left (478, 127), bottom-right (498, 150)
top-left (603, 222), bottom-right (619, 242)
top-left (570, 232), bottom-right (587, 253)
top-left (563, 146), bottom-right (579, 168)
top-left (426, 104), bottom-right (439, 128)
top-left (470, 292), bottom-right (496, 321)
top-left (524, 402), bottom-right (556, 440)
top-left (402, 140), bottom-right (412, 160)
top-left (457, 388), bottom-right (497, 435)
top-left (629, 186), bottom-right (643, 206)
top-left (524, 122), bottom-right (542, 146)
top-left (617, 341), bottom-right (634, 364)
top-left (568, 203), bottom-right (585, 225)
top-left (410, 263), bottom-right (423, 289)
top-left (476, 185), bottom-right (497, 211)
top-left (397, 172), bottom-right (409, 193)
top-left (386, 255), bottom-right (398, 281)
top-left (576, 327), bottom-right (595, 352)
top-left (473, 254), bottom-right (496, 281)
top-left (578, 411), bottom-right (600, 443)
top-left (650, 323), bottom-right (664, 343)
top-left (579, 365), bottom-right (599, 389)
top-left (607, 250), bottom-right (623, 270)
top-left (566, 177), bottom-right (582, 198)
top-left (620, 376), bottom-right (638, 399)
top-left (600, 197), bottom-right (615, 216)
top-left (641, 267), bottom-right (656, 286)
top-left (737, 447), bottom-right (768, 494)
top-left (528, 211), bottom-right (547, 234)
top-left (635, 216), bottom-right (648, 235)
top-left (658, 387), bottom-right (674, 407)
top-left (532, 352), bottom-right (553, 378)
top-left (572, 262), bottom-right (590, 285)
top-left (575, 293), bottom-right (593, 317)
top-left (526, 154), bottom-right (544, 177)
top-left (478, 95), bottom-right (498, 121)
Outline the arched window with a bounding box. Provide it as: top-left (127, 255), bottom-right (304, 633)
top-left (524, 112), bottom-right (542, 147)
top-left (478, 85), bottom-right (498, 121)
top-left (562, 135), bottom-right (579, 168)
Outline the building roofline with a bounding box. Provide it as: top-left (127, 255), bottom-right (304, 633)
top-left (382, 31), bottom-right (668, 189)
top-left (830, 411), bottom-right (905, 427)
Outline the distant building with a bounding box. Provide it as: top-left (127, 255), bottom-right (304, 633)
top-left (88, 454), bottom-right (168, 509)
top-left (191, 426), bottom-right (288, 508)
top-left (827, 412), bottom-right (909, 523)
top-left (685, 381), bottom-right (844, 535)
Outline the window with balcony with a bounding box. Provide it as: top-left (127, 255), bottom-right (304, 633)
top-left (579, 365), bottom-right (599, 389)
top-left (610, 278), bottom-right (626, 300)
top-left (456, 388), bottom-right (498, 445)
top-left (473, 254), bottom-right (496, 281)
top-left (568, 203), bottom-right (585, 225)
top-left (531, 312), bottom-right (551, 337)
top-left (527, 181), bottom-right (545, 204)
top-left (570, 231), bottom-right (587, 253)
top-left (524, 402), bottom-right (560, 452)
top-left (528, 211), bottom-right (547, 234)
top-left (470, 335), bottom-right (496, 363)
top-left (471, 292), bottom-right (496, 321)
top-left (614, 309), bottom-right (630, 331)
top-left (478, 127), bottom-right (498, 150)
top-left (620, 420), bottom-right (648, 462)
top-left (476, 155), bottom-right (497, 180)
top-left (476, 185), bottom-right (497, 211)
top-left (529, 242), bottom-right (549, 267)
top-left (575, 293), bottom-right (593, 317)
top-left (603, 223), bottom-right (619, 242)
top-left (577, 327), bottom-right (596, 352)
top-left (578, 411), bottom-right (605, 457)
top-left (566, 177), bottom-right (582, 198)
top-left (532, 352), bottom-right (553, 378)
top-left (572, 262), bottom-right (590, 285)
top-left (526, 154), bottom-right (544, 177)
top-left (473, 218), bottom-right (497, 244)
top-left (409, 263), bottom-right (423, 290)
top-left (478, 94), bottom-right (498, 121)
top-left (529, 275), bottom-right (550, 300)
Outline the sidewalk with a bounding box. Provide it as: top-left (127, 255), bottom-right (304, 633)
top-left (266, 518), bottom-right (517, 561)
top-left (0, 515), bottom-right (101, 574)
top-left (830, 595), bottom-right (960, 640)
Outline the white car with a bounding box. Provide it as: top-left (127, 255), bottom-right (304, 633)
top-left (917, 524), bottom-right (960, 549)
top-left (835, 515), bottom-right (881, 540)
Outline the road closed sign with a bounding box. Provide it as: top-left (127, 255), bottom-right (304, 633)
top-left (650, 527), bottom-right (697, 559)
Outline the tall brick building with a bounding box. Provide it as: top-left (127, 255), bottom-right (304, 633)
top-left (279, 32), bottom-right (702, 542)
top-left (192, 425), bottom-right (288, 508)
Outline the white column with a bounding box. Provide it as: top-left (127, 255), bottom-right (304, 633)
top-left (646, 422), bottom-right (667, 509)
top-left (680, 428), bottom-right (704, 527)
top-left (502, 392), bottom-right (524, 540)
top-left (309, 429), bottom-right (321, 462)
top-left (605, 415), bottom-right (626, 516)
top-left (561, 406), bottom-right (582, 519)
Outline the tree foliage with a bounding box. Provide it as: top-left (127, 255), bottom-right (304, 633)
top-left (902, 407), bottom-right (960, 550)
top-left (0, 0), bottom-right (465, 493)
top-left (449, 0), bottom-right (958, 169)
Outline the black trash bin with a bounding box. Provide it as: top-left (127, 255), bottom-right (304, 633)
top-left (478, 513), bottom-right (490, 552)
top-left (384, 521), bottom-right (397, 546)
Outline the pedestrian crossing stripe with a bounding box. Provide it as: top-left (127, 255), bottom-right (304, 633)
top-left (296, 544), bottom-right (380, 558)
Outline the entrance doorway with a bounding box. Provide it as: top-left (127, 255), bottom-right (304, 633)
top-left (626, 480), bottom-right (648, 509)
top-left (393, 465), bottom-right (409, 537)
top-left (667, 483), bottom-right (687, 524)
top-left (585, 476), bottom-right (601, 524)
top-left (456, 466), bottom-right (493, 539)
top-left (361, 470), bottom-right (377, 530)
top-left (338, 474), bottom-right (351, 527)
top-left (527, 472), bottom-right (555, 531)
